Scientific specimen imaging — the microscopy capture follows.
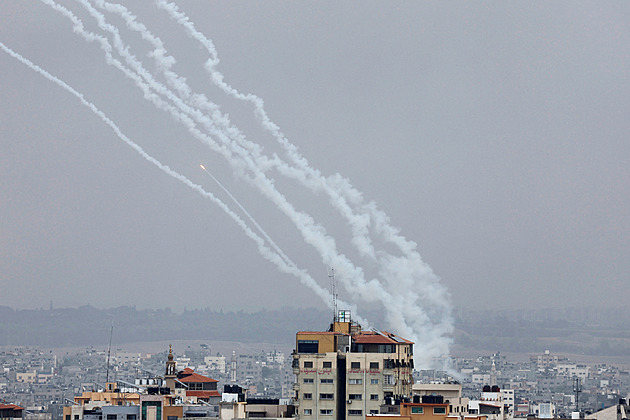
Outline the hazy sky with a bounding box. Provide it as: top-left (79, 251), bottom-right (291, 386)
top-left (1, 2), bottom-right (629, 320)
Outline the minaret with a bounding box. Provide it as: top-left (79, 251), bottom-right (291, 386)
top-left (165, 344), bottom-right (177, 392)
top-left (230, 350), bottom-right (237, 383)
top-left (490, 360), bottom-right (497, 386)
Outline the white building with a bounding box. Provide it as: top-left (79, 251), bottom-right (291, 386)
top-left (556, 364), bottom-right (589, 380)
top-left (204, 356), bottom-right (227, 373)
top-left (533, 402), bottom-right (556, 419)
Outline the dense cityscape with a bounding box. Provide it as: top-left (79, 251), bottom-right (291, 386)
top-left (2, 3), bottom-right (628, 420)
top-left (1, 308), bottom-right (629, 420)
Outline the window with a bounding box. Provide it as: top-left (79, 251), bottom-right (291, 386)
top-left (370, 410), bottom-right (379, 415)
top-left (371, 379), bottom-right (379, 385)
top-left (320, 410), bottom-right (333, 416)
top-left (370, 362), bottom-right (379, 369)
top-left (320, 393), bottom-right (334, 400)
top-left (384, 359), bottom-right (395, 369)
top-left (349, 394), bottom-right (362, 400)
top-left (303, 378), bottom-right (314, 383)
top-left (107, 415), bottom-right (117, 420)
top-left (303, 409), bottom-right (312, 416)
top-left (303, 393), bottom-right (312, 400)
top-left (412, 407), bottom-right (424, 414)
top-left (370, 394), bottom-right (379, 401)
top-left (298, 340), bottom-right (319, 354)
top-left (434, 407), bottom-right (446, 414)
top-left (321, 378), bottom-right (333, 384)
top-left (304, 361), bottom-right (313, 368)
top-left (377, 344), bottom-right (394, 353)
top-left (127, 416), bottom-right (136, 420)
top-left (384, 375), bottom-right (394, 385)
top-left (348, 410), bottom-right (363, 416)
top-left (323, 361), bottom-right (332, 368)
top-left (65, 416), bottom-right (71, 420)
top-left (350, 362), bottom-right (361, 369)
top-left (348, 378), bottom-right (362, 385)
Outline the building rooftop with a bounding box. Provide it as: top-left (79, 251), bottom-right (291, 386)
top-left (178, 368), bottom-right (218, 383)
top-left (186, 390), bottom-right (221, 398)
top-left (0, 404), bottom-right (24, 411)
top-left (353, 330), bottom-right (413, 344)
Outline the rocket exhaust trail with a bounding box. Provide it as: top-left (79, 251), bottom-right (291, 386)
top-left (0, 39), bottom-right (361, 321)
top-left (51, 0), bottom-right (387, 319)
top-left (153, 0), bottom-right (451, 321)
top-left (155, 2), bottom-right (452, 362)
top-left (40, 0), bottom-right (452, 365)
top-left (197, 163), bottom-right (366, 324)
top-left (155, 0), bottom-right (413, 258)
top-left (199, 164), bottom-right (293, 269)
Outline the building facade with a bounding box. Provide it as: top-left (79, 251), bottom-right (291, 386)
top-left (293, 313), bottom-right (414, 420)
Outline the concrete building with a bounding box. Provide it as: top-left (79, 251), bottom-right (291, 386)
top-left (236, 355), bottom-right (263, 386)
top-left (555, 365), bottom-right (589, 381)
top-left (500, 390), bottom-right (514, 419)
top-left (204, 357), bottom-right (226, 374)
top-left (0, 404), bottom-right (24, 420)
top-left (175, 368), bottom-right (220, 404)
top-left (266, 352), bottom-right (285, 365)
top-left (468, 386), bottom-right (514, 420)
top-left (293, 311), bottom-right (414, 420)
top-left (16, 372), bottom-right (37, 384)
top-left (411, 383), bottom-right (469, 419)
top-left (585, 399), bottom-right (629, 420)
top-left (531, 403), bottom-right (555, 419)
top-left (531, 352), bottom-right (559, 370)
top-left (369, 398), bottom-right (451, 420)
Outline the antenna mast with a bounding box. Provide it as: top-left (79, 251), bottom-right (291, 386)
top-left (106, 321), bottom-right (114, 384)
top-left (328, 267), bottom-right (337, 322)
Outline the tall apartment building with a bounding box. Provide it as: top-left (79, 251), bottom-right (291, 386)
top-left (293, 312), bottom-right (414, 420)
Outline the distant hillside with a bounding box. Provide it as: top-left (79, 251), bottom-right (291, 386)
top-left (453, 306), bottom-right (630, 357)
top-left (1, 305), bottom-right (629, 357)
top-left (0, 305), bottom-right (330, 347)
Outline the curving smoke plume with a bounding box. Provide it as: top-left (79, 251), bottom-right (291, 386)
top-left (9, 0), bottom-right (453, 367)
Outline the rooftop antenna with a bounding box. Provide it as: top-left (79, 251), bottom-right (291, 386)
top-left (328, 267), bottom-right (337, 322)
top-left (106, 321), bottom-right (114, 384)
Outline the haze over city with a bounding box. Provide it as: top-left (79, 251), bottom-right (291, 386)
top-left (1, 0), bottom-right (629, 325)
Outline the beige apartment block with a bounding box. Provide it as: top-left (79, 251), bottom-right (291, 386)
top-left (293, 311), bottom-right (414, 420)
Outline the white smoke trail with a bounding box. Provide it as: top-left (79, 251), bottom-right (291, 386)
top-left (82, 0), bottom-right (422, 307)
top-left (51, 0), bottom-right (403, 313)
top-left (155, 0), bottom-right (423, 262)
top-left (0, 39), bottom-right (364, 323)
top-left (152, 2), bottom-right (452, 294)
top-left (42, 0), bottom-right (451, 365)
top-left (200, 164), bottom-right (292, 269)
top-left (153, 0), bottom-right (454, 359)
